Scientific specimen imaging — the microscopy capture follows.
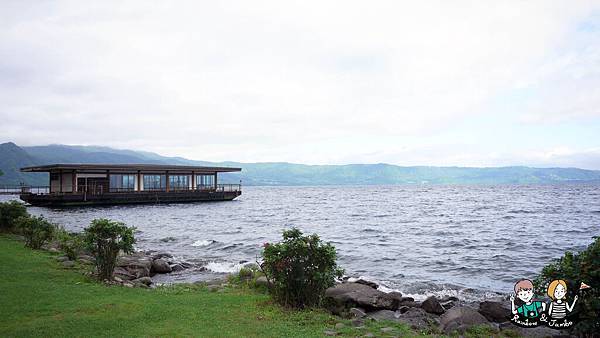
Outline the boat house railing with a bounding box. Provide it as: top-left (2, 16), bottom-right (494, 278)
top-left (19, 184), bottom-right (241, 196)
top-left (1, 185), bottom-right (50, 195)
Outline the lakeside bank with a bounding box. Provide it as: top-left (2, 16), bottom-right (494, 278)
top-left (1, 234), bottom-right (493, 338)
top-left (4, 233), bottom-right (582, 337)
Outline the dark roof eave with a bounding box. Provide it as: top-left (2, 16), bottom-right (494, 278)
top-left (20, 163), bottom-right (242, 173)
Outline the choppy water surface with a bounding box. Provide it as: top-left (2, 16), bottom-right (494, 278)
top-left (8, 184), bottom-right (600, 300)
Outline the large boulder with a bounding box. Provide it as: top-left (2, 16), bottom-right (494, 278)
top-left (421, 296), bottom-right (445, 315)
top-left (353, 278), bottom-right (379, 289)
top-left (368, 310), bottom-right (397, 321)
top-left (117, 253), bottom-right (152, 278)
top-left (368, 308), bottom-right (437, 331)
top-left (384, 291), bottom-right (405, 303)
top-left (170, 264), bottom-right (185, 272)
top-left (440, 306), bottom-right (491, 334)
top-left (324, 282), bottom-right (400, 312)
top-left (478, 301), bottom-right (511, 323)
top-left (396, 307), bottom-right (439, 331)
top-left (151, 258), bottom-right (172, 274)
top-left (255, 276), bottom-right (272, 288)
top-left (113, 266), bottom-right (136, 281)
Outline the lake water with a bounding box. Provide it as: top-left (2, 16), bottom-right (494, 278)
top-left (5, 184), bottom-right (600, 301)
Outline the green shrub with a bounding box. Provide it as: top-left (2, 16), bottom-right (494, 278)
top-left (16, 215), bottom-right (55, 249)
top-left (83, 219), bottom-right (135, 281)
top-left (534, 236), bottom-right (600, 335)
top-left (56, 228), bottom-right (84, 260)
top-left (261, 228), bottom-right (343, 308)
top-left (0, 201), bottom-right (28, 231)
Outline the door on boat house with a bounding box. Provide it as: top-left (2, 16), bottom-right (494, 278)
top-left (77, 177), bottom-right (109, 194)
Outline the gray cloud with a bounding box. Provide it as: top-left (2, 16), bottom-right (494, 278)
top-left (1, 1), bottom-right (599, 167)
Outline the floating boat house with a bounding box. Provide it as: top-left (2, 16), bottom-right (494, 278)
top-left (19, 164), bottom-right (242, 206)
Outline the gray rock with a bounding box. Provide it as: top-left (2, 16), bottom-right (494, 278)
top-left (395, 296), bottom-right (418, 308)
top-left (78, 254), bottom-right (94, 261)
top-left (368, 309), bottom-right (398, 321)
top-left (334, 323), bottom-right (345, 329)
top-left (180, 262), bottom-right (193, 269)
top-left (440, 306), bottom-right (490, 334)
top-left (151, 258), bottom-right (172, 273)
top-left (152, 252), bottom-right (173, 260)
top-left (421, 296), bottom-right (445, 315)
top-left (118, 253), bottom-right (152, 268)
top-left (380, 327), bottom-right (394, 333)
top-left (48, 247), bottom-right (60, 253)
top-left (440, 300), bottom-right (456, 310)
top-left (323, 330), bottom-right (337, 336)
top-left (62, 260), bottom-right (75, 268)
top-left (440, 296), bottom-right (459, 302)
top-left (478, 301), bottom-right (510, 323)
top-left (363, 334), bottom-right (374, 338)
top-left (117, 253), bottom-right (152, 278)
top-left (159, 236), bottom-right (176, 242)
top-left (350, 307), bottom-right (367, 318)
top-left (56, 256), bottom-right (69, 262)
top-left (133, 276), bottom-right (152, 286)
top-left (324, 283), bottom-right (399, 311)
top-left (396, 307), bottom-right (438, 331)
top-left (353, 278), bottom-right (379, 289)
top-left (255, 276), bottom-right (270, 287)
top-left (113, 267), bottom-right (136, 280)
top-left (170, 264), bottom-right (185, 272)
top-left (398, 306), bottom-right (410, 314)
top-left (385, 291), bottom-right (404, 301)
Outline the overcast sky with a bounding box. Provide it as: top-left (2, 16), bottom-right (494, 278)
top-left (1, 1), bottom-right (600, 168)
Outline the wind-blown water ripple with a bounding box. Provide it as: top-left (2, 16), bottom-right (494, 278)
top-left (4, 183), bottom-right (599, 300)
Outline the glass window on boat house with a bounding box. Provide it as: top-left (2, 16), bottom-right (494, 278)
top-left (109, 174), bottom-right (136, 192)
top-left (196, 174), bottom-right (214, 189)
top-left (143, 174), bottom-right (166, 190)
top-left (169, 175), bottom-right (189, 190)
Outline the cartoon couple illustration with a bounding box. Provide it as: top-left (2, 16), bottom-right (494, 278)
top-left (510, 279), bottom-right (579, 321)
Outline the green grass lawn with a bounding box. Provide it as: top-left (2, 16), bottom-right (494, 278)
top-left (0, 235), bottom-right (423, 337)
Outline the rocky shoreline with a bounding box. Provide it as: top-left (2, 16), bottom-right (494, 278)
top-left (319, 278), bottom-right (569, 337)
top-left (52, 246), bottom-right (570, 337)
top-left (51, 246), bottom-right (197, 288)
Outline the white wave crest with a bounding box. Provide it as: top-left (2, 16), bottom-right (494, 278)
top-left (204, 261), bottom-right (247, 273)
top-left (191, 240), bottom-right (214, 247)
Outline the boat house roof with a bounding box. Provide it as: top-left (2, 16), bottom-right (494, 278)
top-left (21, 164), bottom-right (242, 173)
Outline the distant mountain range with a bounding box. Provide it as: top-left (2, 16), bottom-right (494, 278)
top-left (1, 142), bottom-right (600, 186)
